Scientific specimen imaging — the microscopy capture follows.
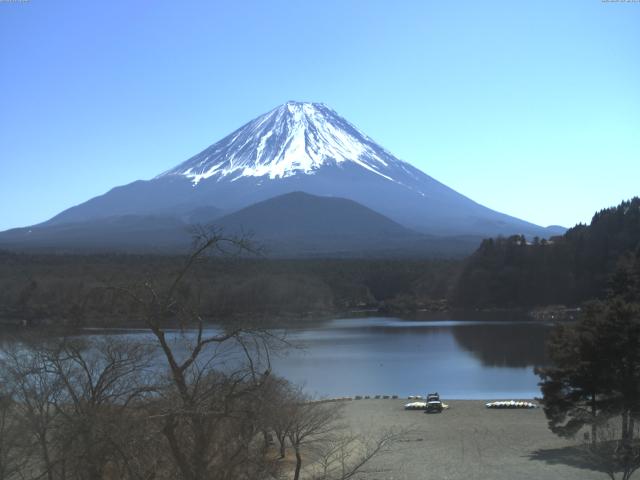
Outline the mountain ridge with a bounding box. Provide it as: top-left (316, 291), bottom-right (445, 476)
top-left (0, 192), bottom-right (482, 257)
top-left (3, 101), bottom-right (565, 253)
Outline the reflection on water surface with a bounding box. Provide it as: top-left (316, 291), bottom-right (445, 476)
top-left (270, 317), bottom-right (552, 399)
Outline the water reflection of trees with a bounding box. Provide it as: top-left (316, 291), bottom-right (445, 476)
top-left (451, 323), bottom-right (550, 368)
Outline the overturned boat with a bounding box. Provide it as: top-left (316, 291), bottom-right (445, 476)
top-left (404, 401), bottom-right (428, 410)
top-left (486, 400), bottom-right (537, 409)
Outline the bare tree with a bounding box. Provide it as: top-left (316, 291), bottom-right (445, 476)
top-left (310, 428), bottom-right (403, 480)
top-left (1, 340), bottom-right (63, 480)
top-left (287, 399), bottom-right (345, 480)
top-left (44, 337), bottom-right (155, 480)
top-left (115, 230), bottom-right (280, 480)
top-left (0, 384), bottom-right (30, 480)
top-left (1, 335), bottom-right (156, 480)
top-left (258, 375), bottom-right (297, 459)
top-left (272, 389), bottom-right (406, 480)
top-left (0, 229), bottom-right (403, 480)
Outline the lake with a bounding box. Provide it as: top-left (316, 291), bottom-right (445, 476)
top-left (2, 316), bottom-right (554, 400)
top-left (269, 316), bottom-right (552, 399)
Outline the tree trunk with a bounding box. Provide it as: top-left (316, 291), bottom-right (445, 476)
top-left (591, 393), bottom-right (597, 446)
top-left (620, 410), bottom-right (635, 480)
top-left (163, 416), bottom-right (194, 480)
top-left (293, 445), bottom-right (302, 480)
top-left (191, 419), bottom-right (209, 480)
top-left (622, 410), bottom-right (631, 446)
top-left (38, 435), bottom-right (55, 480)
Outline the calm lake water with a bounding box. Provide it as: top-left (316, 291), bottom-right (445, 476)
top-left (270, 317), bottom-right (552, 400)
top-left (2, 316), bottom-right (553, 400)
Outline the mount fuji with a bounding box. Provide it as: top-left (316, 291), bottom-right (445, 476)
top-left (0, 101), bottom-right (563, 255)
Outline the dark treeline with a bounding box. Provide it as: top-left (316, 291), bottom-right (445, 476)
top-left (454, 197), bottom-right (640, 309)
top-left (3, 197), bottom-right (640, 326)
top-left (0, 251), bottom-right (459, 327)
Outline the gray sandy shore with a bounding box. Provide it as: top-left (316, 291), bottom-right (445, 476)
top-left (339, 399), bottom-right (605, 480)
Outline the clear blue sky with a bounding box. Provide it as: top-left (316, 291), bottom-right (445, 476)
top-left (1, 0), bottom-right (638, 231)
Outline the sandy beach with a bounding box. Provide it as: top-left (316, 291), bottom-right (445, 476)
top-left (339, 399), bottom-right (605, 480)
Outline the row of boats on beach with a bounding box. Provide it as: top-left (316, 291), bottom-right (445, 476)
top-left (485, 400), bottom-right (538, 409)
top-left (404, 397), bottom-right (538, 411)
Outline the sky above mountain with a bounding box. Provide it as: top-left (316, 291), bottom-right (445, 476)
top-left (0, 0), bottom-right (638, 231)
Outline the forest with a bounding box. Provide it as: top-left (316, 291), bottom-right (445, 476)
top-left (0, 250), bottom-right (458, 327)
top-left (1, 197), bottom-right (639, 328)
top-left (453, 197), bottom-right (640, 309)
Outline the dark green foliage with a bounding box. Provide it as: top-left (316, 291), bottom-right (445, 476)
top-left (454, 198), bottom-right (640, 308)
top-left (536, 300), bottom-right (638, 439)
top-left (608, 250), bottom-right (640, 304)
top-left (537, 254), bottom-right (640, 478)
top-left (0, 253), bottom-right (459, 327)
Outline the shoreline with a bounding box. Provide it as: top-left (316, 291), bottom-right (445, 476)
top-left (321, 396), bottom-right (541, 402)
top-left (0, 309), bottom-right (565, 333)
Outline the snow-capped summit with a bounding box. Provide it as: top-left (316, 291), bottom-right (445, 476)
top-left (159, 101), bottom-right (412, 185)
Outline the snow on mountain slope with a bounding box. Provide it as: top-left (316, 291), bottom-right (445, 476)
top-left (25, 100), bottom-right (562, 240)
top-left (158, 101), bottom-right (418, 187)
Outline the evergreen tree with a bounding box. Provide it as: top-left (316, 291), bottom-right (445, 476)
top-left (537, 261), bottom-right (640, 479)
top-left (535, 301), bottom-right (615, 443)
top-left (455, 197), bottom-right (640, 308)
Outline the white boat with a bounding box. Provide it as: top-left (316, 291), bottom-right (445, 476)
top-left (404, 400), bottom-right (450, 411)
top-left (485, 400), bottom-right (537, 409)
